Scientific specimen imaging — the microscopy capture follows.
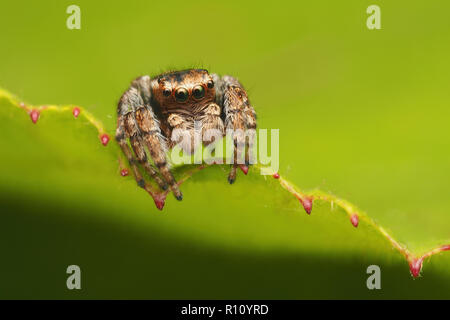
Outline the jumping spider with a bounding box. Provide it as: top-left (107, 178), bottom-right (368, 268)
top-left (115, 69), bottom-right (257, 200)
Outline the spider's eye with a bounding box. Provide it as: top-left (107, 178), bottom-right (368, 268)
top-left (192, 85), bottom-right (205, 99)
top-left (207, 80), bottom-right (214, 89)
top-left (163, 88), bottom-right (171, 97)
top-left (175, 88), bottom-right (189, 102)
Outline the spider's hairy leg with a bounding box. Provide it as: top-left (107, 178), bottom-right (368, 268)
top-left (168, 113), bottom-right (195, 153)
top-left (116, 114), bottom-right (147, 188)
top-left (116, 76), bottom-right (179, 199)
top-left (117, 112), bottom-right (167, 191)
top-left (213, 74), bottom-right (257, 183)
top-left (201, 103), bottom-right (224, 146)
top-left (129, 135), bottom-right (168, 190)
top-left (135, 107), bottom-right (183, 200)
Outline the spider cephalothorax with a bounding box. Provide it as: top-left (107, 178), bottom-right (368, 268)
top-left (115, 69), bottom-right (256, 201)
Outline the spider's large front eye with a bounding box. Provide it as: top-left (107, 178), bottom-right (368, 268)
top-left (192, 85), bottom-right (205, 99)
top-left (163, 88), bottom-right (171, 97)
top-left (175, 88), bottom-right (189, 102)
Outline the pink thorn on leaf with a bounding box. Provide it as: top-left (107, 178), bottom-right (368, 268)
top-left (153, 194), bottom-right (166, 211)
top-left (120, 169), bottom-right (129, 177)
top-left (100, 134), bottom-right (110, 146)
top-left (350, 214), bottom-right (359, 228)
top-left (409, 257), bottom-right (424, 278)
top-left (300, 197), bottom-right (313, 215)
top-left (273, 173), bottom-right (280, 179)
top-left (239, 165), bottom-right (249, 175)
top-left (30, 109), bottom-right (40, 124)
top-left (73, 107), bottom-right (80, 118)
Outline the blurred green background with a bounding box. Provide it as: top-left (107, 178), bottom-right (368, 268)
top-left (0, 0), bottom-right (449, 299)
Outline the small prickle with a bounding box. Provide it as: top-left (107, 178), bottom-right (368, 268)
top-left (350, 214), bottom-right (359, 228)
top-left (273, 172), bottom-right (280, 179)
top-left (239, 165), bottom-right (249, 175)
top-left (153, 196), bottom-right (166, 211)
top-left (154, 199), bottom-right (165, 210)
top-left (100, 134), bottom-right (110, 146)
top-left (300, 197), bottom-right (313, 215)
top-left (30, 109), bottom-right (40, 124)
top-left (409, 258), bottom-right (423, 278)
top-left (73, 107), bottom-right (80, 118)
top-left (120, 169), bottom-right (129, 177)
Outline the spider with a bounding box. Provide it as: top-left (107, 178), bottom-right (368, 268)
top-left (115, 69), bottom-right (257, 200)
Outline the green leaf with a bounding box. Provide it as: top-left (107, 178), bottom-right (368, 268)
top-left (0, 89), bottom-right (449, 299)
top-left (2, 0), bottom-right (450, 299)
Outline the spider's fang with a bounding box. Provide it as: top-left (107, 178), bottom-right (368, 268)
top-left (272, 173), bottom-right (280, 179)
top-left (120, 169), bottom-right (129, 177)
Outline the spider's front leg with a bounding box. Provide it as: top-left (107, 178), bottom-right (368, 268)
top-left (201, 103), bottom-right (224, 146)
top-left (116, 111), bottom-right (167, 191)
top-left (213, 75), bottom-right (257, 184)
top-left (116, 76), bottom-right (182, 200)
